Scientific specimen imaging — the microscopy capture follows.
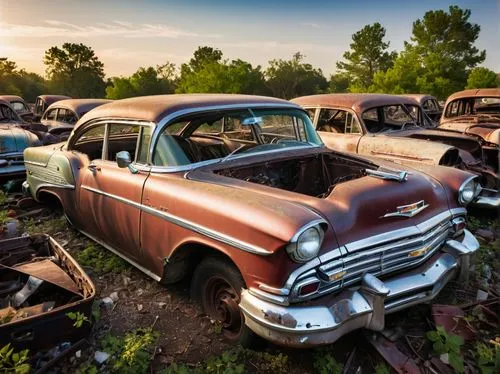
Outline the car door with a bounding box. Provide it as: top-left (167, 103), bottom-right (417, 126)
top-left (76, 122), bottom-right (152, 263)
top-left (314, 107), bottom-right (363, 153)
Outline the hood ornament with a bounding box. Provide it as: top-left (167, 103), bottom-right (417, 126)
top-left (366, 168), bottom-right (408, 182)
top-left (382, 200), bottom-right (429, 218)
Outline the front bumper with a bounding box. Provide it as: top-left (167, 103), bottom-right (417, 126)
top-left (239, 230), bottom-right (479, 347)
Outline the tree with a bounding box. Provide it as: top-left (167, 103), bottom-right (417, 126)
top-left (329, 73), bottom-right (350, 93)
top-left (336, 23), bottom-right (396, 92)
top-left (44, 43), bottom-right (106, 98)
top-left (176, 47), bottom-right (267, 94)
top-left (106, 63), bottom-right (178, 99)
top-left (265, 52), bottom-right (327, 99)
top-left (466, 67), bottom-right (498, 89)
top-left (0, 59), bottom-right (47, 101)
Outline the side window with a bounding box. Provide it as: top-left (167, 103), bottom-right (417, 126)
top-left (57, 108), bottom-right (78, 125)
top-left (0, 104), bottom-right (17, 121)
top-left (106, 124), bottom-right (140, 161)
top-left (222, 117), bottom-right (254, 141)
top-left (423, 100), bottom-right (435, 111)
top-left (11, 102), bottom-right (27, 112)
top-left (317, 108), bottom-right (361, 134)
top-left (35, 98), bottom-right (44, 115)
top-left (45, 108), bottom-right (57, 120)
top-left (447, 101), bottom-right (459, 117)
top-left (192, 119), bottom-right (222, 135)
top-left (305, 108), bottom-right (316, 121)
top-left (72, 124), bottom-right (106, 161)
top-left (384, 105), bottom-right (412, 124)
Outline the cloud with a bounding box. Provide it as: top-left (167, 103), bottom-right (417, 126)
top-left (0, 20), bottom-right (221, 39)
top-left (219, 40), bottom-right (340, 54)
top-left (300, 22), bottom-right (323, 29)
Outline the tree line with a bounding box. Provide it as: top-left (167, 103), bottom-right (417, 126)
top-left (1, 5), bottom-right (498, 103)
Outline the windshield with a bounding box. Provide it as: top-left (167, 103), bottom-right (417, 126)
top-left (361, 104), bottom-right (420, 133)
top-left (153, 107), bottom-right (322, 167)
top-left (445, 97), bottom-right (500, 119)
top-left (0, 104), bottom-right (19, 122)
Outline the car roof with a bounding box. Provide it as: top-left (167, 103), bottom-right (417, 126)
top-left (46, 99), bottom-right (112, 117)
top-left (292, 93), bottom-right (417, 113)
top-left (38, 95), bottom-right (72, 105)
top-left (0, 95), bottom-right (25, 103)
top-left (78, 94), bottom-right (298, 125)
top-left (446, 88), bottom-right (500, 102)
top-left (399, 94), bottom-right (436, 104)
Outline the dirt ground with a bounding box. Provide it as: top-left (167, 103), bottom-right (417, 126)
top-left (1, 193), bottom-right (499, 373)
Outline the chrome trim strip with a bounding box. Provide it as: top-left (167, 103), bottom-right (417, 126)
top-left (77, 228), bottom-right (162, 282)
top-left (81, 185), bottom-right (273, 256)
top-left (450, 207), bottom-right (467, 217)
top-left (290, 219), bottom-right (327, 242)
top-left (381, 200), bottom-right (429, 218)
top-left (24, 160), bottom-right (47, 167)
top-left (366, 168), bottom-right (408, 182)
top-left (258, 283), bottom-right (290, 296)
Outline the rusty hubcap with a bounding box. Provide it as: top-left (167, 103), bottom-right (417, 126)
top-left (203, 276), bottom-right (242, 339)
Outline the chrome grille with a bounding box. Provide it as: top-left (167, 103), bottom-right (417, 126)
top-left (292, 217), bottom-right (452, 301)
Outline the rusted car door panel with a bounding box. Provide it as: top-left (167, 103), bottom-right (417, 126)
top-left (78, 160), bottom-right (149, 261)
top-left (319, 132), bottom-right (362, 153)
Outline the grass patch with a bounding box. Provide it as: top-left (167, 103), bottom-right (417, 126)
top-left (74, 244), bottom-right (129, 274)
top-left (22, 215), bottom-right (68, 235)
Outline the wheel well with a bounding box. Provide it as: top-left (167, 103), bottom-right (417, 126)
top-left (37, 190), bottom-right (63, 210)
top-left (160, 242), bottom-right (241, 285)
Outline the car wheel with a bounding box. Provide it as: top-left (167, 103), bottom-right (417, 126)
top-left (190, 257), bottom-right (261, 348)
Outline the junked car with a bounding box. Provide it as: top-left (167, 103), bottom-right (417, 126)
top-left (23, 94), bottom-right (480, 347)
top-left (41, 99), bottom-right (112, 140)
top-left (292, 94), bottom-right (499, 207)
top-left (401, 94), bottom-right (442, 122)
top-left (440, 88), bottom-right (499, 172)
top-left (0, 99), bottom-right (52, 182)
top-left (0, 95), bottom-right (33, 122)
top-left (33, 95), bottom-right (71, 121)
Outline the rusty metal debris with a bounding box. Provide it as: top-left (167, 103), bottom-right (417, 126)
top-left (0, 233), bottom-right (95, 371)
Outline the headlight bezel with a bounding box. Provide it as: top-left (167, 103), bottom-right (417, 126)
top-left (458, 176), bottom-right (482, 205)
top-left (286, 220), bottom-right (326, 263)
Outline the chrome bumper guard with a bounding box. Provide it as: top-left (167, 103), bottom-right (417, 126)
top-left (22, 181), bottom-right (30, 196)
top-left (472, 188), bottom-right (500, 209)
top-left (239, 229), bottom-right (479, 347)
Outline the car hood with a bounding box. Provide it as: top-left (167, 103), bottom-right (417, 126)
top-left (439, 121), bottom-right (500, 145)
top-left (190, 148), bottom-right (454, 254)
top-left (0, 124), bottom-right (41, 154)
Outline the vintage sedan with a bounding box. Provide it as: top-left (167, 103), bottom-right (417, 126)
top-left (0, 99), bottom-right (49, 181)
top-left (440, 88), bottom-right (499, 170)
top-left (292, 94), bottom-right (499, 207)
top-left (23, 94), bottom-right (480, 347)
top-left (0, 95), bottom-right (33, 122)
top-left (401, 94), bottom-right (442, 122)
top-left (33, 95), bottom-right (71, 121)
top-left (41, 99), bottom-right (111, 140)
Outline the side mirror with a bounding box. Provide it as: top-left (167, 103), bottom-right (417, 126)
top-left (116, 151), bottom-right (138, 174)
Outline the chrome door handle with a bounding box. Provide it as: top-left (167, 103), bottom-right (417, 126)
top-left (88, 163), bottom-right (101, 172)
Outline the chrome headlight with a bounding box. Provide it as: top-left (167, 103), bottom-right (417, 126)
top-left (458, 176), bottom-right (482, 205)
top-left (286, 222), bottom-right (325, 263)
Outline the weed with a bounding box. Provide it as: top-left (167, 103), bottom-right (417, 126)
top-left (0, 210), bottom-right (10, 226)
top-left (475, 341), bottom-right (500, 374)
top-left (210, 321), bottom-right (223, 334)
top-left (76, 362), bottom-right (99, 374)
top-left (251, 351), bottom-right (288, 373)
top-left (313, 348), bottom-right (343, 374)
top-left (426, 326), bottom-right (464, 373)
top-left (0, 191), bottom-right (7, 205)
top-left (74, 244), bottom-right (129, 274)
top-left (67, 311), bottom-right (90, 328)
top-left (0, 343), bottom-right (31, 374)
top-left (99, 327), bottom-right (159, 374)
top-left (161, 363), bottom-right (192, 374)
top-left (23, 215), bottom-right (68, 235)
top-left (205, 350), bottom-right (244, 374)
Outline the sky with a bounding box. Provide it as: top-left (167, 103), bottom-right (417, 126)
top-left (0, 0), bottom-right (498, 78)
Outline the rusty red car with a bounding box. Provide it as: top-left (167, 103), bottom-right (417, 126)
top-left (292, 94), bottom-right (499, 208)
top-left (23, 94), bottom-right (480, 347)
top-left (440, 88), bottom-right (499, 171)
top-left (401, 94), bottom-right (442, 122)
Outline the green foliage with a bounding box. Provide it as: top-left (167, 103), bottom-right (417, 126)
top-left (106, 63), bottom-right (177, 99)
top-left (426, 326), bottom-right (464, 373)
top-left (466, 67), bottom-right (498, 89)
top-left (0, 210), bottom-right (10, 226)
top-left (475, 342), bottom-right (500, 374)
top-left (0, 344), bottom-right (31, 374)
top-left (265, 52), bottom-right (327, 99)
top-left (99, 328), bottom-right (159, 374)
top-left (329, 73), bottom-right (350, 93)
top-left (313, 348), bottom-right (343, 374)
top-left (44, 42), bottom-right (106, 98)
top-left (337, 22), bottom-right (396, 91)
top-left (176, 46), bottom-right (267, 95)
top-left (67, 311), bottom-right (90, 328)
top-left (0, 191), bottom-right (6, 205)
top-left (375, 362), bottom-right (391, 374)
top-left (74, 244), bottom-right (129, 274)
top-left (76, 362), bottom-right (99, 374)
top-left (205, 350), bottom-right (245, 374)
top-left (0, 59), bottom-right (47, 102)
